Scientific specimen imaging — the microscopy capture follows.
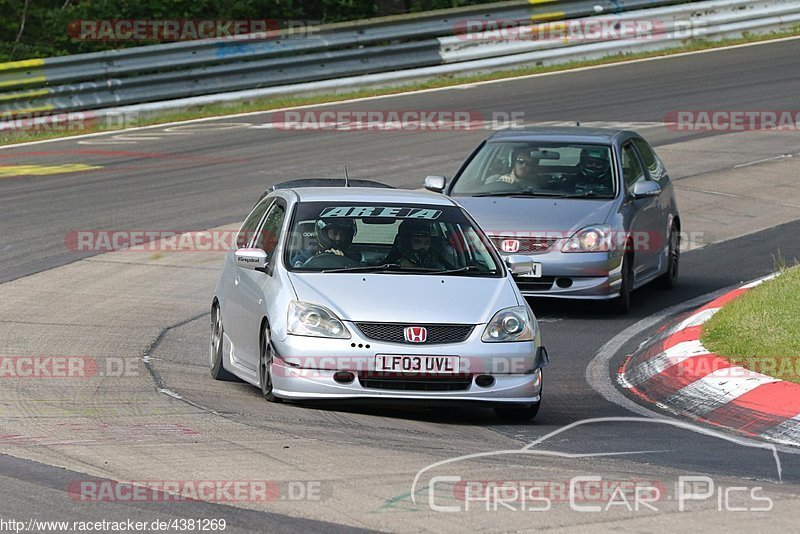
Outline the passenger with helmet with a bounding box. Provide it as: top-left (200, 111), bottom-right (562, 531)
top-left (574, 147), bottom-right (613, 195)
top-left (291, 217), bottom-right (359, 267)
top-left (386, 219), bottom-right (445, 269)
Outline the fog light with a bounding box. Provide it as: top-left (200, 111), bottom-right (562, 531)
top-left (556, 278), bottom-right (573, 288)
top-left (475, 375), bottom-right (495, 388)
top-left (333, 371), bottom-right (355, 384)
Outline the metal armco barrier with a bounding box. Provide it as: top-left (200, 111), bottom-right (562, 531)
top-left (0, 0), bottom-right (797, 121)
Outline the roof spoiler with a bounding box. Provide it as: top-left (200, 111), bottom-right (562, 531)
top-left (270, 178), bottom-right (394, 191)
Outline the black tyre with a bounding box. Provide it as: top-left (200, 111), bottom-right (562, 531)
top-left (259, 324), bottom-right (282, 403)
top-left (656, 226), bottom-right (680, 289)
top-left (210, 305), bottom-right (238, 381)
top-left (611, 253), bottom-right (633, 314)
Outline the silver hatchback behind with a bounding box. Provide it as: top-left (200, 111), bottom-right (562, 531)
top-left (425, 127), bottom-right (681, 312)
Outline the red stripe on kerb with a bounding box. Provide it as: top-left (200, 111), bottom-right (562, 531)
top-left (700, 288), bottom-right (747, 311)
top-left (661, 325), bottom-right (703, 351)
top-left (701, 381), bottom-right (800, 433)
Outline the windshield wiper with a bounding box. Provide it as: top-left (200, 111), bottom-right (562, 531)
top-left (321, 263), bottom-right (439, 273)
top-left (427, 265), bottom-right (487, 275)
top-left (470, 190), bottom-right (566, 198)
top-left (548, 191), bottom-right (613, 199)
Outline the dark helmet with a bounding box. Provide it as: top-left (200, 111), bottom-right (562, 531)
top-left (397, 219), bottom-right (440, 266)
top-left (315, 218), bottom-right (357, 250)
top-left (579, 147), bottom-right (611, 180)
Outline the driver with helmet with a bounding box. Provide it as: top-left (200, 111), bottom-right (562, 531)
top-left (291, 217), bottom-right (358, 267)
top-left (388, 219), bottom-right (445, 269)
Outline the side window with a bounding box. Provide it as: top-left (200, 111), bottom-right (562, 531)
top-left (621, 143), bottom-right (647, 194)
top-left (632, 138), bottom-right (664, 181)
top-left (257, 203), bottom-right (286, 258)
top-left (236, 199), bottom-right (272, 249)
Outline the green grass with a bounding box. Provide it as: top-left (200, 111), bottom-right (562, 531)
top-left (2, 28), bottom-right (800, 147)
top-left (702, 266), bottom-right (800, 383)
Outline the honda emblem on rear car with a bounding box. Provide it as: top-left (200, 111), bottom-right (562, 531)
top-left (404, 326), bottom-right (427, 343)
top-left (501, 239), bottom-right (520, 253)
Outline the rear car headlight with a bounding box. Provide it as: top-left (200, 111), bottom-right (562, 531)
top-left (482, 305), bottom-right (536, 342)
top-left (288, 301), bottom-right (350, 339)
top-left (562, 225), bottom-right (611, 253)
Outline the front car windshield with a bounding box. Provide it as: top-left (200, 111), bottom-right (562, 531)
top-left (284, 201), bottom-right (502, 276)
top-left (451, 141), bottom-right (618, 199)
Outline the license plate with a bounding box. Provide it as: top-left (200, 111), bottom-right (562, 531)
top-left (517, 262), bottom-right (542, 278)
top-left (375, 355), bottom-right (460, 374)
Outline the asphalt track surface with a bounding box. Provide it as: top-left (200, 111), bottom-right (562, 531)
top-left (2, 38), bottom-right (800, 530)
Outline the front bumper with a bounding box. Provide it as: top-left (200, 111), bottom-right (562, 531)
top-left (510, 250), bottom-right (623, 299)
top-left (270, 326), bottom-right (545, 403)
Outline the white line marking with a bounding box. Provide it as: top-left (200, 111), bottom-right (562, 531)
top-left (734, 154), bottom-right (792, 168)
top-left (663, 369), bottom-right (780, 418)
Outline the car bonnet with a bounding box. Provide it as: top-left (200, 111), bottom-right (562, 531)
top-left (286, 272), bottom-right (519, 324)
top-left (455, 196), bottom-right (616, 236)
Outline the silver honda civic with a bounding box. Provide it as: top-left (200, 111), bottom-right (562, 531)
top-left (211, 180), bottom-right (549, 419)
top-left (425, 127), bottom-right (681, 313)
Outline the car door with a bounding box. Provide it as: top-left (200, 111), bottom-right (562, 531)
top-left (232, 200), bottom-right (287, 370)
top-left (620, 141), bottom-right (662, 282)
top-left (224, 197), bottom-right (274, 370)
top-left (632, 137), bottom-right (674, 268)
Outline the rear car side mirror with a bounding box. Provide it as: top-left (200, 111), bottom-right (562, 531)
top-left (632, 181), bottom-right (661, 199)
top-left (504, 255), bottom-right (534, 275)
top-left (424, 175), bottom-right (447, 193)
top-left (235, 248), bottom-right (269, 271)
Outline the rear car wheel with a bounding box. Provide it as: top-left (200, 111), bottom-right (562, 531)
top-left (656, 226), bottom-right (680, 289)
top-left (210, 304), bottom-right (238, 381)
top-left (611, 253), bottom-right (633, 314)
top-left (260, 324), bottom-right (282, 403)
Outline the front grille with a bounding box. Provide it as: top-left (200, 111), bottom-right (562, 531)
top-left (490, 236), bottom-right (557, 255)
top-left (514, 276), bottom-right (556, 292)
top-left (358, 372), bottom-right (472, 391)
top-left (355, 323), bottom-right (473, 344)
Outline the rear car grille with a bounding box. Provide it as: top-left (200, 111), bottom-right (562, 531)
top-left (358, 372), bottom-right (472, 391)
top-left (355, 323), bottom-right (473, 344)
top-left (490, 236), bottom-right (558, 254)
top-left (514, 276), bottom-right (556, 292)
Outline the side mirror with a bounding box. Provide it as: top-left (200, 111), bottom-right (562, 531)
top-left (632, 181), bottom-right (661, 199)
top-left (504, 255), bottom-right (533, 275)
top-left (424, 175), bottom-right (447, 193)
top-left (235, 248), bottom-right (268, 271)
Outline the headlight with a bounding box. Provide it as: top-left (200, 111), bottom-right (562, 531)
top-left (482, 305), bottom-right (536, 342)
top-left (562, 225), bottom-right (611, 253)
top-left (287, 301), bottom-right (350, 339)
